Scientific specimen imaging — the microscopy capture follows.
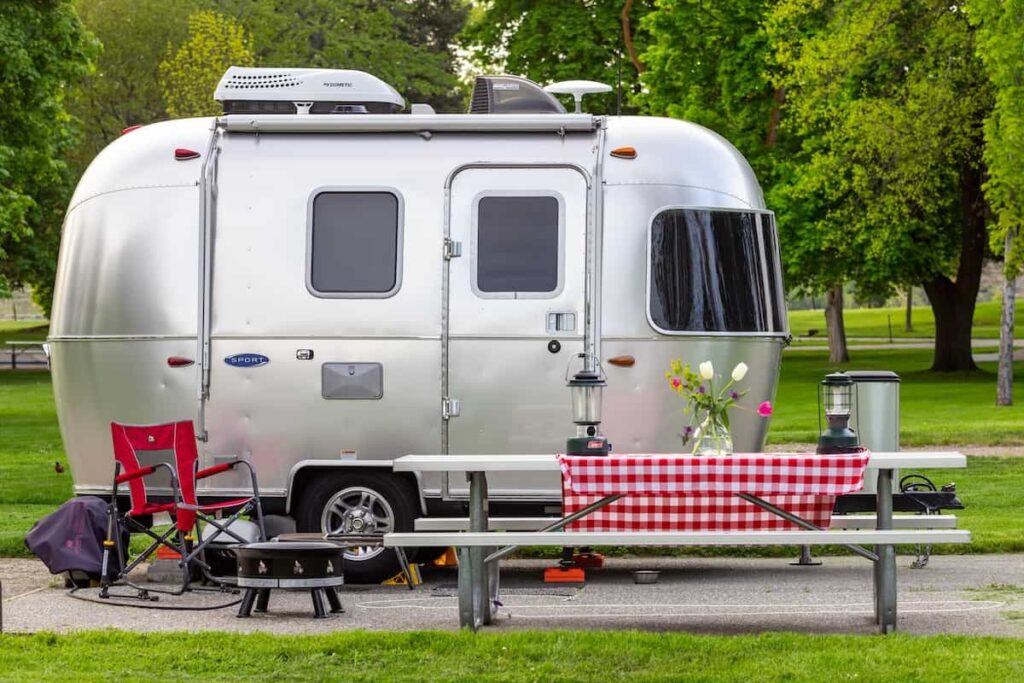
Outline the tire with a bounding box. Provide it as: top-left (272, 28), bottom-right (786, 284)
top-left (294, 470), bottom-right (417, 584)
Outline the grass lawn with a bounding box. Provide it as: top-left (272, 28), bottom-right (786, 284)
top-left (788, 299), bottom-right (1024, 340)
top-left (0, 371), bottom-right (71, 557)
top-left (771, 348), bottom-right (1024, 446)
top-left (2, 630), bottom-right (1023, 682)
top-left (0, 320), bottom-right (49, 343)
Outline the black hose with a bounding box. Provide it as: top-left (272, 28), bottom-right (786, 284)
top-left (68, 585), bottom-right (242, 611)
top-left (900, 473), bottom-right (938, 492)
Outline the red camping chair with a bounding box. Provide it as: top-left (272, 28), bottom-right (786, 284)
top-left (99, 420), bottom-right (265, 598)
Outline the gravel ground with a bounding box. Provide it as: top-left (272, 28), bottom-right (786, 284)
top-left (3, 555), bottom-right (1023, 636)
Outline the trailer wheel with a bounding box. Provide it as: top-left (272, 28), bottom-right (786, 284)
top-left (294, 471), bottom-right (417, 584)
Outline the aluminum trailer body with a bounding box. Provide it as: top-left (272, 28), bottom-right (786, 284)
top-left (50, 73), bottom-right (787, 581)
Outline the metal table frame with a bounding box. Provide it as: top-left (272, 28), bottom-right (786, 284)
top-left (393, 452), bottom-right (966, 632)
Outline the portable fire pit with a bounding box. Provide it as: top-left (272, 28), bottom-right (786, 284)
top-left (233, 542), bottom-right (345, 619)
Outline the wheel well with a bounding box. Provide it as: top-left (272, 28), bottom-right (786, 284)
top-left (287, 466), bottom-right (424, 516)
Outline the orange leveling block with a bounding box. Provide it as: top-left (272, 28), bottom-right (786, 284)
top-left (543, 562), bottom-right (586, 583)
top-left (543, 546), bottom-right (597, 583)
top-left (155, 545), bottom-right (182, 560)
top-left (432, 547), bottom-right (459, 567)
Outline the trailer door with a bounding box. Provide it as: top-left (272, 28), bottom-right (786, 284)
top-left (445, 167), bottom-right (588, 499)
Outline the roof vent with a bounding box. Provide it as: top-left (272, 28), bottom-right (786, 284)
top-left (214, 66), bottom-right (405, 115)
top-left (469, 76), bottom-right (566, 115)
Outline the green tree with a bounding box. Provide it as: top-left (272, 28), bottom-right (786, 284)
top-left (70, 0), bottom-right (203, 161)
top-left (969, 0), bottom-right (1024, 403)
top-left (639, 0), bottom-right (783, 177)
top-left (461, 0), bottom-right (654, 115)
top-left (971, 0), bottom-right (1024, 272)
top-left (0, 1), bottom-right (97, 312)
top-left (768, 0), bottom-right (993, 372)
top-left (215, 0), bottom-right (468, 111)
top-left (159, 10), bottom-right (255, 118)
top-left (638, 1), bottom-right (862, 361)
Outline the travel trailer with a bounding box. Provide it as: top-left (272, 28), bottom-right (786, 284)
top-left (50, 68), bottom-right (788, 581)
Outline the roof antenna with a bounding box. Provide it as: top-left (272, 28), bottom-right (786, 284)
top-left (616, 53), bottom-right (623, 117)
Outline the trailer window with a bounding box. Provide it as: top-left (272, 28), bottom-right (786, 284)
top-left (474, 194), bottom-right (562, 297)
top-left (648, 209), bottom-right (784, 334)
top-left (308, 191), bottom-right (401, 297)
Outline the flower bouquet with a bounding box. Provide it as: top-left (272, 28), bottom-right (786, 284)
top-left (665, 359), bottom-right (773, 455)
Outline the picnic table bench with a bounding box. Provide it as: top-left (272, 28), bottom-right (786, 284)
top-left (385, 452), bottom-right (969, 633)
top-left (3, 340), bottom-right (48, 369)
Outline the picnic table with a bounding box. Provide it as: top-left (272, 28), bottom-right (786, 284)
top-left (388, 451), bottom-right (969, 632)
top-left (3, 340), bottom-right (48, 369)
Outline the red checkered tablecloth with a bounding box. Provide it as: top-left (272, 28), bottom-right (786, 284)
top-left (559, 453), bottom-right (870, 532)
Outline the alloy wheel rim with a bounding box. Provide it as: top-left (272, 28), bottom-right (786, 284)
top-left (320, 485), bottom-right (396, 562)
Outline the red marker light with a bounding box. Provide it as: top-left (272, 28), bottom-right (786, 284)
top-left (166, 356), bottom-right (195, 367)
top-left (174, 148), bottom-right (201, 161)
top-left (121, 125), bottom-right (143, 135)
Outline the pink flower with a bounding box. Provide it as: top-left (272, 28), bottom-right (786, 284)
top-left (757, 401), bottom-right (773, 417)
top-left (671, 377), bottom-right (682, 389)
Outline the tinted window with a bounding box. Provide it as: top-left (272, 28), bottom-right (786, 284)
top-left (476, 195), bottom-right (560, 294)
top-left (310, 192), bottom-right (399, 295)
top-left (760, 214), bottom-right (787, 332)
top-left (650, 209), bottom-right (779, 333)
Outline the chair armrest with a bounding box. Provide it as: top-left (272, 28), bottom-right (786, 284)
top-left (115, 466), bottom-right (156, 484)
top-left (195, 459), bottom-right (262, 500)
top-left (113, 462), bottom-right (181, 505)
top-left (196, 461), bottom-right (238, 480)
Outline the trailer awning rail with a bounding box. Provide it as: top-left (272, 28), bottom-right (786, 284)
top-left (220, 114), bottom-right (599, 134)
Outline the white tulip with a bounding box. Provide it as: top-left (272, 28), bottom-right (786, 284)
top-left (699, 361), bottom-right (714, 380)
top-left (731, 362), bottom-right (749, 382)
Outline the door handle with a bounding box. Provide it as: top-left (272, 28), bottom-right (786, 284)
top-left (546, 312), bottom-right (577, 334)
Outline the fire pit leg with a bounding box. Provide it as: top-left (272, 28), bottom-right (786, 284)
top-left (325, 587), bottom-right (345, 613)
top-left (311, 589), bottom-right (328, 618)
top-left (255, 588), bottom-right (271, 613)
top-left (237, 588), bottom-right (258, 618)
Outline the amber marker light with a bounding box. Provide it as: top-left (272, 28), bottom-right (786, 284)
top-left (610, 146), bottom-right (637, 159)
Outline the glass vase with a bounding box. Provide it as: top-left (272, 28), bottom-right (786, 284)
top-left (692, 414), bottom-right (733, 456)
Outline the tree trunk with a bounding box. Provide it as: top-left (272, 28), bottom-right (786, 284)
top-left (904, 287), bottom-right (913, 332)
top-left (620, 0), bottom-right (645, 75)
top-left (921, 161), bottom-right (987, 372)
top-left (997, 232), bottom-right (1017, 406)
top-left (825, 284), bottom-right (849, 364)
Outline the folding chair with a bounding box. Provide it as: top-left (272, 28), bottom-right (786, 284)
top-left (99, 420), bottom-right (266, 598)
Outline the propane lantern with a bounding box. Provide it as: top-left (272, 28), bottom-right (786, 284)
top-left (816, 372), bottom-right (860, 454)
top-left (566, 365), bottom-right (611, 456)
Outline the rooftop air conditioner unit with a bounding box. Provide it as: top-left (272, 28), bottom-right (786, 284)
top-left (469, 75), bottom-right (566, 115)
top-left (214, 66), bottom-right (405, 115)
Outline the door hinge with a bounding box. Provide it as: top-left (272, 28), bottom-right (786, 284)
top-left (443, 239), bottom-right (462, 260)
top-left (442, 397), bottom-right (461, 420)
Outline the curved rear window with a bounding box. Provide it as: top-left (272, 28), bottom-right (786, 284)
top-left (648, 209), bottom-right (785, 334)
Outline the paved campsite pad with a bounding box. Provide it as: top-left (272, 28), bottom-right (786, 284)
top-left (3, 555), bottom-right (1023, 636)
